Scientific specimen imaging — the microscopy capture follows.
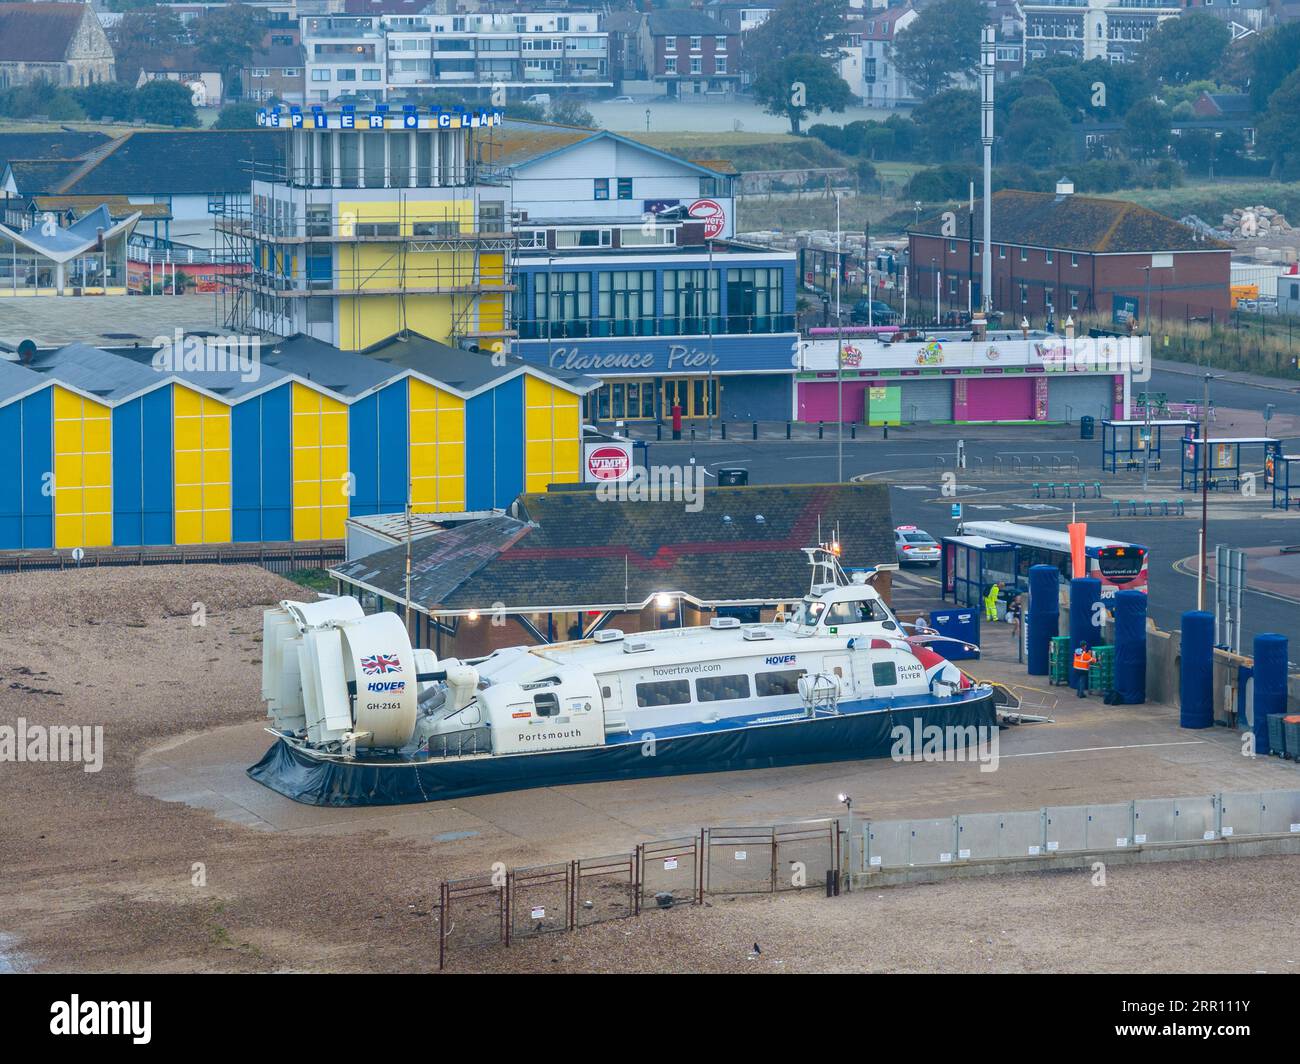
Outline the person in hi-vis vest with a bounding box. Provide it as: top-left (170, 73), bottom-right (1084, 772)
top-left (983, 583), bottom-right (1000, 621)
top-left (1073, 643), bottom-right (1096, 698)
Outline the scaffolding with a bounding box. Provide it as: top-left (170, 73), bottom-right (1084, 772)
top-left (217, 121), bottom-right (516, 351)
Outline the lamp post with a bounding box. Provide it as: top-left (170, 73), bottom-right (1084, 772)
top-left (836, 191), bottom-right (844, 483)
top-left (1198, 372), bottom-right (1223, 611)
top-left (838, 792), bottom-right (854, 887)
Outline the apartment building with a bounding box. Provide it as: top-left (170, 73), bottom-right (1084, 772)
top-left (835, 7), bottom-right (918, 109)
top-left (302, 10), bottom-right (611, 102)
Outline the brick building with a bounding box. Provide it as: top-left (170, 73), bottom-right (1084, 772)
top-left (640, 9), bottom-right (740, 97)
top-left (908, 182), bottom-right (1233, 325)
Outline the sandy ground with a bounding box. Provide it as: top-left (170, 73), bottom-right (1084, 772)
top-left (1, 564), bottom-right (1298, 974)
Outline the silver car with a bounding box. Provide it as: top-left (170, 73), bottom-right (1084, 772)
top-left (895, 526), bottom-right (940, 566)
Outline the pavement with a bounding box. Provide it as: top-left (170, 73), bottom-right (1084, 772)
top-left (136, 622), bottom-right (1300, 864)
top-left (0, 294), bottom-right (229, 349)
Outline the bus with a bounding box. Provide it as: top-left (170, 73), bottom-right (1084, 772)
top-left (955, 520), bottom-right (1149, 597)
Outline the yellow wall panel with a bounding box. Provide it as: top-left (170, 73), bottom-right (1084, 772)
top-left (408, 377), bottom-right (465, 512)
top-left (523, 376), bottom-right (582, 491)
top-left (172, 385), bottom-right (231, 545)
top-left (52, 386), bottom-right (112, 549)
top-left (292, 382), bottom-right (349, 541)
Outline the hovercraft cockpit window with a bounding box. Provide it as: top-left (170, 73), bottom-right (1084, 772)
top-left (825, 599), bottom-right (882, 626)
top-left (788, 600), bottom-right (826, 627)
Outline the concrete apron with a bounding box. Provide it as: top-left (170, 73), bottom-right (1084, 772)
top-left (847, 831), bottom-right (1300, 888)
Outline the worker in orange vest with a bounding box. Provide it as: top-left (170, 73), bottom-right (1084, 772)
top-left (1073, 642), bottom-right (1096, 698)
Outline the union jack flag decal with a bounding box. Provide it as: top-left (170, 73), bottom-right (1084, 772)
top-left (360, 653), bottom-right (402, 675)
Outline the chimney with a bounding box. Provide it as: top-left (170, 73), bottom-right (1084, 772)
top-left (1055, 177), bottom-right (1074, 201)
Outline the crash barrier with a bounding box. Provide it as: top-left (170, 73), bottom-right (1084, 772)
top-left (855, 790), bottom-right (1300, 873)
top-left (435, 819), bottom-right (839, 969)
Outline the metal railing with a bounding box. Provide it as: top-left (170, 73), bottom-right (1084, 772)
top-left (435, 818), bottom-right (838, 969)
top-left (856, 789), bottom-right (1300, 873)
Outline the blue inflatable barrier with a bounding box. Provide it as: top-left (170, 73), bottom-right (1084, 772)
top-left (1113, 589), bottom-right (1147, 704)
top-left (1180, 610), bottom-right (1215, 729)
top-left (1026, 564), bottom-right (1059, 676)
top-left (1068, 577), bottom-right (1103, 692)
top-left (1252, 633), bottom-right (1288, 755)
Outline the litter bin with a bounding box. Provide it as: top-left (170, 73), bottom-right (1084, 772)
top-left (1079, 415), bottom-right (1095, 440)
top-left (717, 467), bottom-right (749, 486)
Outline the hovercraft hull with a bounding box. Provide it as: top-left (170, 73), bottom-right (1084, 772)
top-left (248, 688), bottom-right (998, 807)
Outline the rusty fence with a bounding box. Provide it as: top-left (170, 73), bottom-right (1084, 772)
top-left (435, 819), bottom-right (839, 969)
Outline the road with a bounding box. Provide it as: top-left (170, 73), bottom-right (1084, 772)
top-left (642, 409), bottom-right (1300, 647)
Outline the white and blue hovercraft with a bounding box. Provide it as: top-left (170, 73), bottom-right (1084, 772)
top-left (250, 547), bottom-right (996, 806)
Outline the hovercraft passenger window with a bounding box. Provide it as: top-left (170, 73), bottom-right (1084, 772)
top-left (755, 669), bottom-right (805, 697)
top-left (635, 679), bottom-right (692, 708)
top-left (825, 600), bottom-right (880, 626)
top-left (533, 693), bottom-right (561, 716)
top-left (696, 674), bottom-right (752, 702)
top-left (872, 661), bottom-right (898, 687)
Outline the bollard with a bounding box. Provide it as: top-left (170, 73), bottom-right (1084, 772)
top-left (752, 420), bottom-right (758, 440)
top-left (786, 421), bottom-right (792, 439)
top-left (1113, 589), bottom-right (1147, 704)
top-left (883, 424), bottom-right (889, 439)
top-left (1180, 611), bottom-right (1214, 729)
top-left (825, 869), bottom-right (836, 898)
top-left (850, 424), bottom-right (856, 439)
top-left (690, 426), bottom-right (696, 442)
top-left (656, 422), bottom-right (662, 441)
top-left (818, 421), bottom-right (824, 439)
top-left (720, 421), bottom-right (726, 440)
top-left (1253, 633), bottom-right (1288, 754)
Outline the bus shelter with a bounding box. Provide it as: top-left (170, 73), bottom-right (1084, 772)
top-left (1101, 419), bottom-right (1197, 473)
top-left (1270, 453), bottom-right (1300, 510)
top-left (941, 535), bottom-right (1020, 608)
top-left (1180, 436), bottom-right (1282, 493)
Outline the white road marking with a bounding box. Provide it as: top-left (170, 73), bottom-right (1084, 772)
top-left (999, 740), bottom-right (1208, 759)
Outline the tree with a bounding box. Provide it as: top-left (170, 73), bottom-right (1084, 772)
top-left (891, 0), bottom-right (986, 100)
top-left (1002, 93), bottom-right (1073, 169)
top-left (752, 54), bottom-right (854, 135)
top-left (192, 3), bottom-right (263, 102)
top-left (910, 89), bottom-right (979, 162)
top-left (74, 81), bottom-right (136, 121)
top-left (1122, 98), bottom-right (1171, 162)
top-left (108, 8), bottom-right (187, 85)
top-left (1141, 12), bottom-right (1231, 86)
top-left (1248, 23), bottom-right (1300, 111)
top-left (133, 78), bottom-right (199, 127)
top-left (1257, 68), bottom-right (1300, 178)
top-left (213, 101), bottom-right (261, 129)
top-left (548, 97), bottom-right (596, 128)
top-left (743, 0), bottom-right (849, 75)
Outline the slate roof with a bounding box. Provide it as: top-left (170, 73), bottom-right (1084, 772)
top-left (0, 357), bottom-right (49, 404)
top-left (3, 158), bottom-right (82, 194)
top-left (55, 130), bottom-right (286, 196)
top-left (248, 44), bottom-right (306, 69)
top-left (0, 131), bottom-right (111, 172)
top-left (258, 334), bottom-right (402, 397)
top-left (0, 3), bottom-right (87, 63)
top-left (646, 9), bottom-right (729, 35)
top-left (332, 483), bottom-right (896, 612)
top-left (361, 331), bottom-right (598, 394)
top-left (25, 342), bottom-right (163, 402)
top-left (912, 189), bottom-right (1232, 254)
top-left (333, 514), bottom-right (533, 607)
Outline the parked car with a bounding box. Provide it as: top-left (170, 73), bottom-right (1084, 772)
top-left (850, 299), bottom-right (899, 325)
top-left (894, 525), bottom-right (940, 566)
top-left (611, 95), bottom-right (635, 103)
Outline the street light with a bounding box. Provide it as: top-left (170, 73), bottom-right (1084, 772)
top-left (838, 792), bottom-right (854, 886)
top-left (1197, 372), bottom-right (1224, 611)
top-left (836, 191), bottom-right (844, 484)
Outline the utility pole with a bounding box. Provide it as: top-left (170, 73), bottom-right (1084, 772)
top-left (979, 25), bottom-right (995, 314)
top-left (836, 191), bottom-right (844, 483)
top-left (1197, 372), bottom-right (1220, 610)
